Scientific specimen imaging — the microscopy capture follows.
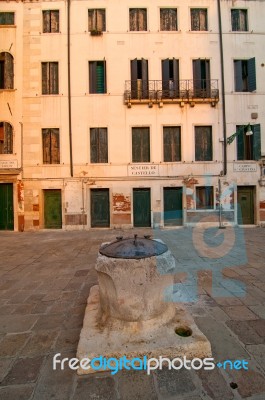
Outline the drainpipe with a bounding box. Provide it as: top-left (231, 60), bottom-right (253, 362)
top-left (217, 0), bottom-right (227, 176)
top-left (67, 0), bottom-right (73, 177)
top-left (19, 122), bottom-right (23, 179)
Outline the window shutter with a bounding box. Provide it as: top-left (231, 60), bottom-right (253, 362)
top-left (89, 62), bottom-right (97, 93)
top-left (234, 60), bottom-right (243, 92)
top-left (191, 9), bottom-right (199, 30)
top-left (172, 58), bottom-right (179, 82)
top-left (162, 59), bottom-right (170, 94)
top-left (195, 126), bottom-right (212, 161)
top-left (129, 9), bottom-right (138, 31)
top-left (42, 63), bottom-right (49, 94)
top-left (193, 59), bottom-right (201, 95)
top-left (49, 62), bottom-right (58, 94)
top-left (132, 128), bottom-right (142, 162)
top-left (98, 128), bottom-right (108, 163)
top-left (253, 124), bottom-right (261, 161)
top-left (97, 10), bottom-right (105, 31)
top-left (141, 59), bottom-right (148, 99)
top-left (236, 127), bottom-right (244, 160)
top-left (0, 12), bottom-right (14, 25)
top-left (43, 11), bottom-right (50, 33)
top-left (51, 11), bottom-right (59, 33)
top-left (239, 10), bottom-right (247, 31)
top-left (138, 9), bottom-right (147, 31)
top-left (199, 9), bottom-right (207, 30)
top-left (88, 10), bottom-right (96, 31)
top-left (142, 128), bottom-right (150, 162)
top-left (247, 58), bottom-right (256, 92)
top-left (163, 129), bottom-right (171, 162)
top-left (90, 128), bottom-right (98, 163)
top-left (231, 10), bottom-right (239, 31)
top-left (3, 122), bottom-right (13, 154)
top-left (96, 62), bottom-right (105, 93)
top-left (103, 60), bottom-right (107, 93)
top-left (42, 129), bottom-right (51, 163)
top-left (4, 53), bottom-right (14, 89)
top-left (50, 129), bottom-right (60, 164)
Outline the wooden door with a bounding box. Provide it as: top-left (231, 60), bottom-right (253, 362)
top-left (91, 189), bottom-right (110, 227)
top-left (0, 183), bottom-right (14, 230)
top-left (164, 187), bottom-right (183, 226)
top-left (133, 188), bottom-right (151, 227)
top-left (237, 186), bottom-right (255, 225)
top-left (44, 189), bottom-right (62, 229)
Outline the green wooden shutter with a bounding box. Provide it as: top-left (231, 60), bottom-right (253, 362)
top-left (237, 126), bottom-right (244, 160)
top-left (253, 124), bottom-right (261, 161)
top-left (96, 62), bottom-right (105, 93)
top-left (247, 58), bottom-right (256, 92)
top-left (0, 12), bottom-right (14, 25)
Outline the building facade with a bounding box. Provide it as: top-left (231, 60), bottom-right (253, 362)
top-left (0, 0), bottom-right (265, 231)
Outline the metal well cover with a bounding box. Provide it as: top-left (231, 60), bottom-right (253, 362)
top-left (99, 236), bottom-right (168, 259)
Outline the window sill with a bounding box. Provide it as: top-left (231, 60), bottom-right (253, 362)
top-left (188, 30), bottom-right (210, 33)
top-left (41, 32), bottom-right (61, 35)
top-left (0, 89), bottom-right (16, 92)
top-left (0, 25), bottom-right (16, 29)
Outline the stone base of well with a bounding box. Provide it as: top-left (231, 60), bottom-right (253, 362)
top-left (76, 285), bottom-right (212, 375)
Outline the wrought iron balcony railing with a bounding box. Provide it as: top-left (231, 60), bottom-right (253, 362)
top-left (124, 79), bottom-right (219, 106)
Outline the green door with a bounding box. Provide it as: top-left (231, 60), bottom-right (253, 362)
top-left (133, 188), bottom-right (151, 227)
top-left (237, 186), bottom-right (254, 225)
top-left (0, 183), bottom-right (14, 230)
top-left (91, 189), bottom-right (110, 227)
top-left (44, 189), bottom-right (62, 229)
top-left (164, 187), bottom-right (183, 226)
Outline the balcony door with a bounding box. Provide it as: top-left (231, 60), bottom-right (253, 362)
top-left (193, 59), bottom-right (210, 97)
top-left (162, 59), bottom-right (179, 98)
top-left (130, 59), bottom-right (149, 99)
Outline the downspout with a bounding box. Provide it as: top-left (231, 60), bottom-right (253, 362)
top-left (19, 122), bottom-right (23, 179)
top-left (67, 0), bottom-right (73, 177)
top-left (217, 0), bottom-right (227, 176)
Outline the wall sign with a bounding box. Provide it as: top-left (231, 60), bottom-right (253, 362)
top-left (128, 164), bottom-right (159, 176)
top-left (0, 160), bottom-right (18, 169)
top-left (233, 163), bottom-right (257, 172)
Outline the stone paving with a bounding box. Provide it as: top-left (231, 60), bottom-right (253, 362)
top-left (0, 227), bottom-right (264, 400)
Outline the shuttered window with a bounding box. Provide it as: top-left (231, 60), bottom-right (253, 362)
top-left (0, 52), bottom-right (14, 89)
top-left (89, 61), bottom-right (106, 94)
top-left (0, 122), bottom-right (13, 154)
top-left (0, 12), bottom-right (14, 25)
top-left (42, 129), bottom-right (60, 164)
top-left (130, 59), bottom-right (149, 99)
top-left (231, 9), bottom-right (248, 31)
top-left (43, 10), bottom-right (59, 33)
top-left (160, 9), bottom-right (177, 31)
top-left (196, 187), bottom-right (214, 209)
top-left (42, 62), bottom-right (59, 94)
top-left (90, 128), bottom-right (108, 163)
top-left (191, 9), bottom-right (207, 31)
top-left (88, 9), bottom-right (106, 32)
top-left (193, 59), bottom-right (211, 97)
top-left (162, 59), bottom-right (179, 98)
top-left (132, 127), bottom-right (150, 163)
top-left (237, 124), bottom-right (261, 161)
top-left (234, 59), bottom-right (256, 92)
top-left (163, 127), bottom-right (181, 162)
top-left (129, 9), bottom-right (147, 31)
top-left (195, 126), bottom-right (212, 161)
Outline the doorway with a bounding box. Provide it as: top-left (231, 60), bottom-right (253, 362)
top-left (91, 189), bottom-right (110, 227)
top-left (0, 183), bottom-right (14, 230)
top-left (133, 188), bottom-right (151, 227)
top-left (44, 189), bottom-right (62, 229)
top-left (237, 186), bottom-right (255, 225)
top-left (163, 187), bottom-right (183, 226)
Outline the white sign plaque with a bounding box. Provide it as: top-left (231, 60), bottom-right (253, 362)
top-left (128, 164), bottom-right (159, 176)
top-left (0, 160), bottom-right (18, 169)
top-left (233, 163), bottom-right (257, 172)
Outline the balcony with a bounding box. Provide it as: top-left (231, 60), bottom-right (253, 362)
top-left (124, 79), bottom-right (219, 107)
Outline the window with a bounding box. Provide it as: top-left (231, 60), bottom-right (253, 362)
top-left (0, 122), bottom-right (13, 154)
top-left (162, 59), bottom-right (179, 98)
top-left (0, 52), bottom-right (14, 89)
top-left (231, 9), bottom-right (248, 31)
top-left (42, 128), bottom-right (60, 164)
top-left (196, 187), bottom-right (214, 209)
top-left (163, 127), bottom-right (181, 162)
top-left (88, 9), bottom-right (106, 32)
top-left (195, 126), bottom-right (212, 161)
top-left (0, 12), bottom-right (14, 25)
top-left (130, 59), bottom-right (148, 99)
top-left (160, 8), bottom-right (177, 31)
top-left (129, 9), bottom-right (147, 31)
top-left (191, 9), bottom-right (207, 31)
top-left (42, 62), bottom-right (59, 94)
top-left (43, 10), bottom-right (59, 33)
top-left (193, 59), bottom-right (210, 97)
top-left (234, 59), bottom-right (256, 92)
top-left (89, 61), bottom-right (106, 94)
top-left (90, 128), bottom-right (108, 163)
top-left (237, 124), bottom-right (261, 161)
top-left (132, 127), bottom-right (150, 162)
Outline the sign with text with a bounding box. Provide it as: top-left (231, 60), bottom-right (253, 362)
top-left (0, 160), bottom-right (18, 169)
top-left (128, 164), bottom-right (159, 176)
top-left (233, 163), bottom-right (257, 172)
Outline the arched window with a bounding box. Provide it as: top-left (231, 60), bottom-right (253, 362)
top-left (0, 52), bottom-right (14, 89)
top-left (0, 122), bottom-right (13, 153)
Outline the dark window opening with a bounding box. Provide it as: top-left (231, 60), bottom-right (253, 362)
top-left (0, 122), bottom-right (13, 154)
top-left (195, 126), bottom-right (212, 161)
top-left (162, 58), bottom-right (179, 98)
top-left (237, 124), bottom-right (261, 161)
top-left (234, 58), bottom-right (256, 92)
top-left (130, 59), bottom-right (149, 99)
top-left (90, 128), bottom-right (108, 163)
top-left (129, 9), bottom-right (147, 31)
top-left (0, 12), bottom-right (14, 25)
top-left (0, 52), bottom-right (14, 89)
top-left (43, 10), bottom-right (59, 33)
top-left (231, 9), bottom-right (248, 31)
top-left (160, 8), bottom-right (177, 31)
top-left (42, 62), bottom-right (59, 94)
top-left (42, 128), bottom-right (60, 164)
top-left (196, 186), bottom-right (214, 209)
top-left (132, 127), bottom-right (150, 163)
top-left (89, 61), bottom-right (106, 94)
top-left (191, 9), bottom-right (207, 31)
top-left (193, 59), bottom-right (210, 96)
top-left (163, 127), bottom-right (181, 162)
top-left (88, 9), bottom-right (106, 32)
